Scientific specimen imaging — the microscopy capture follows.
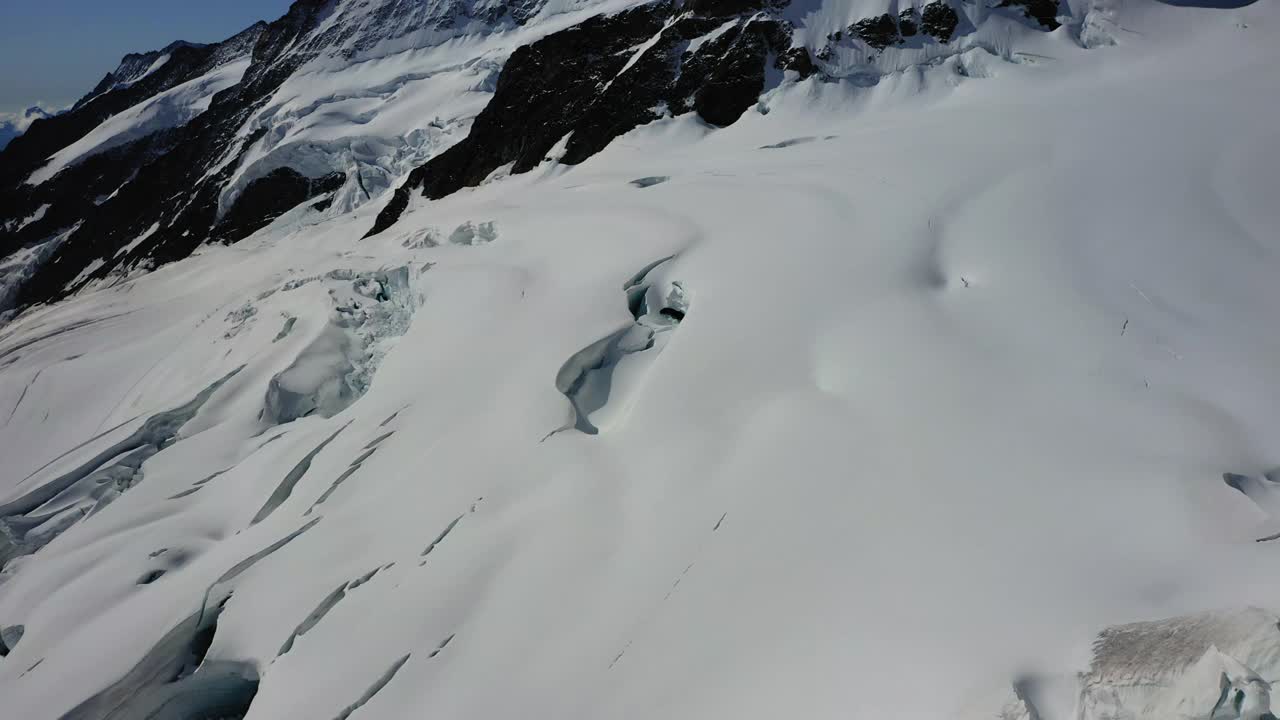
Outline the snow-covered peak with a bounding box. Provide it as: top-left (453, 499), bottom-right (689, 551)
top-left (75, 41), bottom-right (210, 109)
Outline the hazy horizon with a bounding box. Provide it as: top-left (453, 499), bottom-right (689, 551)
top-left (0, 1), bottom-right (293, 118)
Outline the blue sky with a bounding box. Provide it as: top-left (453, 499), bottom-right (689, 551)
top-left (0, 1), bottom-right (294, 116)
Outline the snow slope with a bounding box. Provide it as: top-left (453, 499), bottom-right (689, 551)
top-left (27, 58), bottom-right (252, 186)
top-left (1, 0), bottom-right (1279, 719)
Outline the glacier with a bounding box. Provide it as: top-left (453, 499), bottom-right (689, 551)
top-left (1, 0), bottom-right (1279, 718)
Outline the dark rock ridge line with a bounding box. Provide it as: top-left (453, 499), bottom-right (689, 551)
top-left (922, 3), bottom-right (963, 40)
top-left (827, 0), bottom-right (1055, 58)
top-left (819, 1), bottom-right (961, 59)
top-left (851, 14), bottom-right (904, 50)
top-left (0, 26), bottom-right (263, 189)
top-left (850, 3), bottom-right (962, 49)
top-left (365, 0), bottom-right (812, 237)
top-left (0, 0), bottom-right (607, 315)
top-left (0, 0), bottom-right (341, 313)
top-left (76, 41), bottom-right (213, 112)
top-left (1002, 0), bottom-right (1062, 30)
top-left (0, 0), bottom-right (1064, 314)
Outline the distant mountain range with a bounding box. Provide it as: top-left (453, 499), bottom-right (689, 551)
top-left (0, 107), bottom-right (55, 151)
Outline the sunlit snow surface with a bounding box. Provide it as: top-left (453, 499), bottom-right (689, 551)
top-left (26, 59), bottom-right (253, 187)
top-left (2, 1), bottom-right (1280, 718)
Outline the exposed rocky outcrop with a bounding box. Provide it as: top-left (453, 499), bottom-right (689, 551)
top-left (686, 0), bottom-right (789, 14)
top-left (296, 0), bottom-right (557, 58)
top-left (0, 0), bottom-right (813, 312)
top-left (214, 168), bottom-right (345, 244)
top-left (75, 40), bottom-right (212, 110)
top-left (921, 2), bottom-right (961, 42)
top-left (1002, 0), bottom-right (1061, 30)
top-left (0, 25), bottom-right (264, 190)
top-left (0, 1), bottom-right (337, 311)
top-left (367, 1), bottom-right (811, 237)
top-left (846, 2), bottom-right (960, 50)
top-left (851, 13), bottom-right (902, 50)
top-left (899, 8), bottom-right (920, 37)
top-left (0, 0), bottom-right (1069, 315)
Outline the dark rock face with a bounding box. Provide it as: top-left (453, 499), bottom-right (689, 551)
top-left (921, 2), bottom-right (960, 41)
top-left (0, 0), bottom-right (342, 310)
top-left (75, 40), bottom-right (211, 111)
top-left (685, 0), bottom-right (788, 15)
top-left (368, 1), bottom-right (810, 237)
top-left (899, 8), bottom-right (920, 37)
top-left (1001, 0), bottom-right (1061, 29)
top-left (777, 45), bottom-right (816, 77)
top-left (851, 13), bottom-right (901, 50)
top-left (0, 0), bottom-right (813, 309)
top-left (214, 169), bottom-right (345, 244)
top-left (847, 4), bottom-right (960, 48)
top-left (0, 24), bottom-right (266, 191)
top-left (304, 0), bottom-right (556, 59)
top-left (1, 44), bottom-right (217, 189)
top-left (0, 0), bottom-right (1080, 315)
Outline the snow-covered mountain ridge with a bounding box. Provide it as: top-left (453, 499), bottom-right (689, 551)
top-left (3, 0), bottom-right (1096, 315)
top-left (1, 0), bottom-right (1279, 718)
